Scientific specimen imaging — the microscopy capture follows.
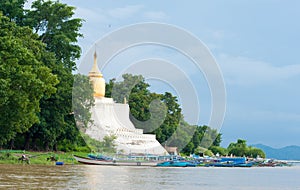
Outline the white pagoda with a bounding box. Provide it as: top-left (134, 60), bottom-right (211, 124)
top-left (85, 52), bottom-right (168, 155)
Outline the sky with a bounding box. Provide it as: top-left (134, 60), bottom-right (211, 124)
top-left (26, 0), bottom-right (300, 148)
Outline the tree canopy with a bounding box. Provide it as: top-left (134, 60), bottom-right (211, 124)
top-left (0, 0), bottom-right (27, 24)
top-left (25, 0), bottom-right (82, 70)
top-left (0, 14), bottom-right (58, 146)
top-left (0, 0), bottom-right (88, 151)
top-left (227, 139), bottom-right (266, 158)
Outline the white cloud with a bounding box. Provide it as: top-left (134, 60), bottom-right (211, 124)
top-left (218, 54), bottom-right (300, 85)
top-left (143, 11), bottom-right (168, 21)
top-left (108, 5), bottom-right (144, 19)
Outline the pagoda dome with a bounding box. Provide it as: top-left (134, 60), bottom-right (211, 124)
top-left (88, 51), bottom-right (106, 98)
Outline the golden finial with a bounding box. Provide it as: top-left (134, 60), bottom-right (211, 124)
top-left (88, 48), bottom-right (106, 98)
top-left (94, 50), bottom-right (97, 60)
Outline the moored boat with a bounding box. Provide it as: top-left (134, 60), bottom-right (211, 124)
top-left (74, 155), bottom-right (159, 166)
top-left (205, 161), bottom-right (253, 167)
top-left (156, 160), bottom-right (197, 167)
top-left (204, 157), bottom-right (253, 167)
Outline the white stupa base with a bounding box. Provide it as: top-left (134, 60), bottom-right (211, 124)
top-left (84, 97), bottom-right (168, 156)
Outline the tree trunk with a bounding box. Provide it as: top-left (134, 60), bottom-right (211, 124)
top-left (45, 141), bottom-right (50, 151)
top-left (32, 137), bottom-right (37, 151)
top-left (9, 139), bottom-right (14, 149)
top-left (53, 143), bottom-right (57, 152)
top-left (24, 132), bottom-right (30, 150)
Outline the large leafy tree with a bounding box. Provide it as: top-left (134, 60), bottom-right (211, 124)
top-left (25, 0), bottom-right (82, 70)
top-left (23, 0), bottom-right (84, 150)
top-left (107, 74), bottom-right (163, 132)
top-left (0, 14), bottom-right (58, 146)
top-left (156, 92), bottom-right (182, 143)
top-left (0, 0), bottom-right (85, 150)
top-left (106, 74), bottom-right (182, 143)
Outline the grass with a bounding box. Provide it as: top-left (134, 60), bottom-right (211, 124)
top-left (0, 150), bottom-right (90, 165)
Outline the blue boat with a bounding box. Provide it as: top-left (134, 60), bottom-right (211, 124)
top-left (220, 157), bottom-right (246, 164)
top-left (157, 160), bottom-right (196, 167)
top-left (205, 157), bottom-right (253, 167)
top-left (236, 163), bottom-right (253, 167)
top-left (206, 162), bottom-right (252, 167)
top-left (87, 154), bottom-right (113, 161)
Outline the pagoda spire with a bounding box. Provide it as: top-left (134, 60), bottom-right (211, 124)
top-left (88, 49), bottom-right (105, 97)
top-left (89, 50), bottom-right (102, 77)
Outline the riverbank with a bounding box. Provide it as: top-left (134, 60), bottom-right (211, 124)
top-left (0, 150), bottom-right (88, 165)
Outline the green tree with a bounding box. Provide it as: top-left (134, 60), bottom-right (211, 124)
top-left (212, 133), bottom-right (222, 147)
top-left (72, 74), bottom-right (95, 129)
top-left (227, 139), bottom-right (248, 157)
top-left (227, 139), bottom-right (265, 158)
top-left (20, 0), bottom-right (83, 150)
top-left (0, 14), bottom-right (58, 146)
top-left (33, 0), bottom-right (82, 150)
top-left (108, 74), bottom-right (156, 131)
top-left (182, 142), bottom-right (194, 154)
top-left (106, 74), bottom-right (183, 143)
top-left (81, 134), bottom-right (117, 153)
top-left (193, 146), bottom-right (213, 156)
top-left (247, 147), bottom-right (266, 158)
top-left (155, 92), bottom-right (182, 143)
top-left (209, 146), bottom-right (228, 156)
top-left (25, 0), bottom-right (82, 70)
top-left (102, 135), bottom-right (117, 153)
top-left (169, 120), bottom-right (195, 153)
top-left (180, 125), bottom-right (221, 154)
top-left (105, 74), bottom-right (222, 155)
top-left (204, 149), bottom-right (214, 157)
top-left (0, 0), bottom-right (26, 24)
top-left (105, 78), bottom-right (116, 98)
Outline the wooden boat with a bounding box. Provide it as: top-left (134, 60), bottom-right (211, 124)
top-left (74, 155), bottom-right (159, 166)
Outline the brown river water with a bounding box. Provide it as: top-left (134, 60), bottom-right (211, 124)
top-left (0, 164), bottom-right (299, 190)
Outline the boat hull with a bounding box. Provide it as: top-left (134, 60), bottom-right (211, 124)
top-left (205, 162), bottom-right (253, 167)
top-left (74, 155), bottom-right (158, 166)
top-left (156, 161), bottom-right (196, 167)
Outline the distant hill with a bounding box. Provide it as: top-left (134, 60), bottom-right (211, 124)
top-left (252, 144), bottom-right (300, 160)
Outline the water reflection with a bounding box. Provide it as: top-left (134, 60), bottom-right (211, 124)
top-left (0, 164), bottom-right (299, 189)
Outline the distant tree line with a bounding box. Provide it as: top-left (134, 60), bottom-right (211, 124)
top-left (105, 74), bottom-right (265, 158)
